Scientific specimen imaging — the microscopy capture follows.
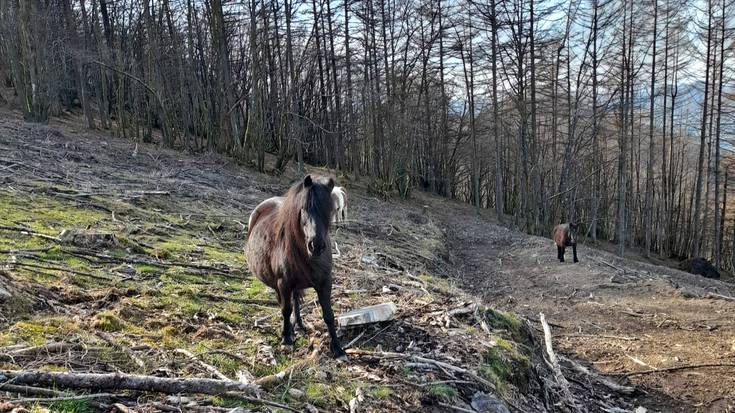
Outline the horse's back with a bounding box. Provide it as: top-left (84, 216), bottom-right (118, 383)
top-left (552, 224), bottom-right (568, 247)
top-left (248, 196), bottom-right (284, 237)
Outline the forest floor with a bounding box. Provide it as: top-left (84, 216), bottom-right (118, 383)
top-left (0, 109), bottom-right (733, 413)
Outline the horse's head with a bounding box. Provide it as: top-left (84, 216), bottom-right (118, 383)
top-left (299, 175), bottom-right (334, 258)
top-left (568, 222), bottom-right (578, 244)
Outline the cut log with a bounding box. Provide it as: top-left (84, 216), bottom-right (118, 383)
top-left (0, 370), bottom-right (259, 396)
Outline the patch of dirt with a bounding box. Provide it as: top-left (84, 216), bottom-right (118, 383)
top-left (430, 200), bottom-right (735, 412)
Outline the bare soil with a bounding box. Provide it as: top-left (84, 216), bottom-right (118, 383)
top-left (432, 200), bottom-right (735, 412)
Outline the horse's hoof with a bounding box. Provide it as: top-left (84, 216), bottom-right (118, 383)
top-left (280, 344), bottom-right (295, 353)
top-left (334, 354), bottom-right (349, 363)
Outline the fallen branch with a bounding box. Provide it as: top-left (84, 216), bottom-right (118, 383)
top-left (10, 392), bottom-right (117, 403)
top-left (175, 348), bottom-right (229, 381)
top-left (618, 362), bottom-right (735, 377)
top-left (95, 332), bottom-right (146, 371)
top-left (560, 356), bottom-right (635, 395)
top-left (705, 292), bottom-right (735, 302)
top-left (557, 333), bottom-right (638, 342)
top-left (539, 312), bottom-right (579, 411)
top-left (0, 370), bottom-right (258, 396)
top-left (2, 341), bottom-right (76, 358)
top-left (254, 348), bottom-right (319, 388)
top-left (347, 349), bottom-right (495, 391)
top-left (12, 261), bottom-right (114, 282)
top-left (197, 293), bottom-right (277, 307)
top-left (0, 225), bottom-right (61, 242)
top-left (64, 248), bottom-right (243, 279)
top-left (0, 383), bottom-right (65, 397)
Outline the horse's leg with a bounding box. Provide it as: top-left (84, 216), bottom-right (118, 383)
top-left (316, 283), bottom-right (346, 360)
top-left (292, 289), bottom-right (306, 333)
top-left (278, 283), bottom-right (295, 346)
top-left (572, 243), bottom-right (579, 263)
top-left (558, 245), bottom-right (565, 262)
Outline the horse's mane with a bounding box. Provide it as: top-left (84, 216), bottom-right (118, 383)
top-left (272, 179), bottom-right (333, 256)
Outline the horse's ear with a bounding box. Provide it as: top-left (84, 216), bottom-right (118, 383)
top-left (303, 175), bottom-right (313, 188)
top-left (327, 178), bottom-right (335, 191)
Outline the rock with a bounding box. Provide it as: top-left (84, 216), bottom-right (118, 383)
top-left (288, 388), bottom-right (305, 399)
top-left (471, 392), bottom-right (511, 413)
top-left (59, 229), bottom-right (118, 249)
top-left (634, 407), bottom-right (648, 413)
top-left (337, 302), bottom-right (397, 327)
top-left (305, 403), bottom-right (319, 413)
top-left (0, 284), bottom-right (11, 300)
top-left (678, 257), bottom-right (720, 279)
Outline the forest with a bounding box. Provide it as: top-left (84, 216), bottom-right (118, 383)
top-left (0, 1), bottom-right (734, 262)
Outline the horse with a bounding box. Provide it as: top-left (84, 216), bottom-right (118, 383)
top-left (678, 257), bottom-right (720, 279)
top-left (245, 175), bottom-right (346, 359)
top-left (553, 223), bottom-right (579, 263)
top-left (331, 186), bottom-right (347, 223)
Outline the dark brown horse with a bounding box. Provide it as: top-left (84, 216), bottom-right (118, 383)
top-left (245, 175), bottom-right (346, 359)
top-left (553, 223), bottom-right (578, 263)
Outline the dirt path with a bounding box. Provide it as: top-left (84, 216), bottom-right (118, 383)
top-left (431, 202), bottom-right (735, 412)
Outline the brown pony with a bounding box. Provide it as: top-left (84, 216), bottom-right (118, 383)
top-left (245, 175), bottom-right (345, 359)
top-left (553, 223), bottom-right (579, 263)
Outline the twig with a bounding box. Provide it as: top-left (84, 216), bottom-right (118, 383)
top-left (95, 332), bottom-right (146, 371)
top-left (10, 393), bottom-right (117, 403)
top-left (254, 348), bottom-right (319, 388)
top-left (64, 248), bottom-right (243, 279)
top-left (197, 293), bottom-right (277, 306)
top-left (618, 362), bottom-right (735, 377)
top-left (705, 292), bottom-right (735, 302)
top-left (2, 341), bottom-right (76, 358)
top-left (344, 331), bottom-right (365, 349)
top-left (0, 384), bottom-right (65, 397)
top-left (0, 225), bottom-right (61, 242)
top-left (625, 354), bottom-right (654, 369)
top-left (560, 356), bottom-right (635, 395)
top-left (175, 348), bottom-right (229, 381)
top-left (558, 333), bottom-right (638, 341)
top-left (12, 261), bottom-right (114, 282)
top-left (347, 349), bottom-right (495, 391)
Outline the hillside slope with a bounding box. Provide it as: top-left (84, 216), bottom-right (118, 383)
top-left (0, 111), bottom-right (549, 412)
top-left (0, 110), bottom-right (732, 413)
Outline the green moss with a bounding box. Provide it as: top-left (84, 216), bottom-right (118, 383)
top-left (482, 308), bottom-right (522, 338)
top-left (0, 192), bottom-right (107, 235)
top-left (426, 384), bottom-right (457, 401)
top-left (480, 340), bottom-right (531, 396)
top-left (214, 309), bottom-right (244, 325)
top-left (211, 396), bottom-right (254, 409)
top-left (203, 246), bottom-right (244, 265)
top-left (0, 331), bottom-right (12, 346)
top-left (92, 311), bottom-right (126, 332)
top-left (47, 399), bottom-right (94, 413)
top-left (243, 278), bottom-right (269, 299)
top-left (208, 353), bottom-right (241, 376)
top-left (12, 320), bottom-right (62, 345)
top-left (369, 385), bottom-right (393, 399)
